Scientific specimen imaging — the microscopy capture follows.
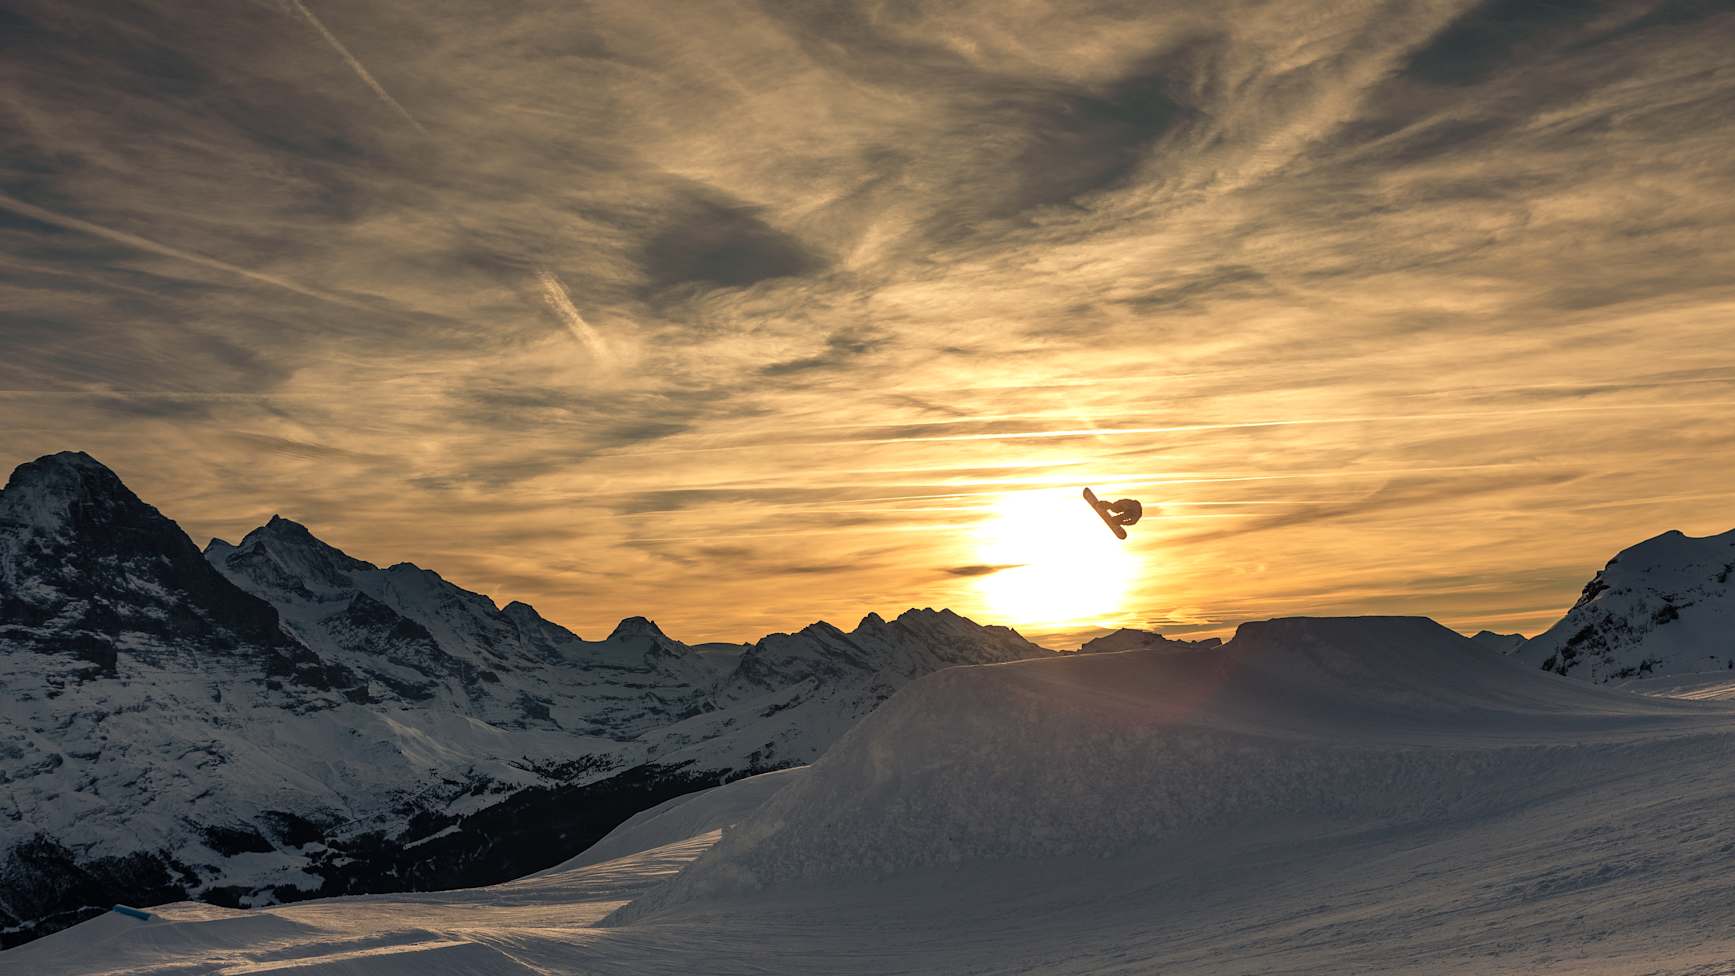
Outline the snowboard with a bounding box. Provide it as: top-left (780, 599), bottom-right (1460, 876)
top-left (1082, 487), bottom-right (1127, 540)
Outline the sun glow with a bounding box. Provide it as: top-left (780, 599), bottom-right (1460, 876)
top-left (970, 489), bottom-right (1142, 630)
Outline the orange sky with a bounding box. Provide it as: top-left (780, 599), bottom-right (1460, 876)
top-left (3, 1), bottom-right (1733, 646)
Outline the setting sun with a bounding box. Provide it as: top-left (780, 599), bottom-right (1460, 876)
top-left (970, 490), bottom-right (1143, 630)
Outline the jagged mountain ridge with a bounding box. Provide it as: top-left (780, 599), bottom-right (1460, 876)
top-left (1512, 528), bottom-right (1735, 682)
top-left (205, 515), bottom-right (721, 737)
top-left (0, 451), bottom-right (1054, 948)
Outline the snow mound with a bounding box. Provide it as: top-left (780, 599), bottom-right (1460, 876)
top-left (622, 617), bottom-right (1724, 912)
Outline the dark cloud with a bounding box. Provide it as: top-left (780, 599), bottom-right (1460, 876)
top-left (875, 393), bottom-right (971, 418)
top-left (87, 395), bottom-right (218, 421)
top-left (695, 545), bottom-right (756, 562)
top-left (762, 561), bottom-right (861, 577)
top-left (943, 563), bottom-right (1022, 578)
top-left (1113, 265), bottom-right (1270, 314)
top-left (981, 59), bottom-right (1198, 220)
top-left (761, 329), bottom-right (887, 376)
top-left (640, 189), bottom-right (827, 294)
top-left (1397, 0), bottom-right (1607, 88)
top-left (222, 433), bottom-right (390, 464)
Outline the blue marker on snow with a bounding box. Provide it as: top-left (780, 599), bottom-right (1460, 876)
top-left (110, 905), bottom-right (153, 921)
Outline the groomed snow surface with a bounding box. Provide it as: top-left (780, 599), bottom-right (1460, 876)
top-left (10, 617), bottom-right (1735, 975)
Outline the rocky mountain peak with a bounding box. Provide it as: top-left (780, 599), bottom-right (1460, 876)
top-left (608, 615), bottom-right (670, 642)
top-left (1, 451), bottom-right (164, 541)
top-left (217, 516), bottom-right (378, 592)
top-left (0, 451), bottom-right (293, 660)
top-left (502, 600), bottom-right (545, 622)
top-left (260, 513), bottom-right (318, 539)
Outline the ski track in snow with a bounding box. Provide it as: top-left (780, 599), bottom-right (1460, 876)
top-left (10, 617), bottom-right (1735, 975)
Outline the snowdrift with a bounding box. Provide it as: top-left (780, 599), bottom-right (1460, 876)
top-left (623, 617), bottom-right (1730, 912)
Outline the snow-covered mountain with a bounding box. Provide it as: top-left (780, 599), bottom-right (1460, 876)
top-left (205, 516), bottom-right (721, 737)
top-left (0, 452), bottom-right (1051, 948)
top-left (1513, 528), bottom-right (1735, 682)
top-left (645, 608), bottom-right (1048, 775)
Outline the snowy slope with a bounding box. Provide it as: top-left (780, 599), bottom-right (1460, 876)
top-left (626, 617), bottom-right (1722, 906)
top-left (10, 618), bottom-right (1735, 976)
top-left (548, 767), bottom-right (806, 872)
top-left (1515, 528), bottom-right (1735, 681)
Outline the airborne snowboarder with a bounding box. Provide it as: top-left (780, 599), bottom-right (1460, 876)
top-left (1082, 487), bottom-right (1142, 540)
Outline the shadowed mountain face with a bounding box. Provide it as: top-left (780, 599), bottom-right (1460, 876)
top-left (0, 451), bottom-right (330, 684)
top-left (0, 452), bottom-right (1052, 948)
top-left (0, 452), bottom-right (275, 642)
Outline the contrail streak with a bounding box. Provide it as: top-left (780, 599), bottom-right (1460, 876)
top-left (535, 269), bottom-right (611, 363)
top-left (0, 191), bottom-right (374, 311)
top-left (286, 0), bottom-right (428, 136)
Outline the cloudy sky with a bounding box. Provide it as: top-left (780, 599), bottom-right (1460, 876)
top-left (4, 0), bottom-right (1733, 646)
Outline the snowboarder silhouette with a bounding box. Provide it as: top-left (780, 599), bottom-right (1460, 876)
top-left (1082, 487), bottom-right (1142, 540)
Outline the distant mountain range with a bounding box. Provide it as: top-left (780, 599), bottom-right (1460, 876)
top-left (0, 452), bottom-right (1051, 947)
top-left (3, 450), bottom-right (1730, 948)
